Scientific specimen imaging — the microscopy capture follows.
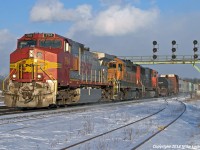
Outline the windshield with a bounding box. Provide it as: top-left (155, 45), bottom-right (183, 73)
top-left (109, 63), bottom-right (116, 69)
top-left (39, 40), bottom-right (62, 48)
top-left (18, 40), bottom-right (37, 49)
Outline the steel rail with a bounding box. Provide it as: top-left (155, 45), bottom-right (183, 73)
top-left (131, 99), bottom-right (186, 150)
top-left (60, 99), bottom-right (168, 150)
top-left (0, 96), bottom-right (161, 118)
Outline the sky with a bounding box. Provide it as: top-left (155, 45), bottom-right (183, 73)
top-left (0, 0), bottom-right (200, 78)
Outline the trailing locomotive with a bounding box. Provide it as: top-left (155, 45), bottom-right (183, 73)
top-left (158, 74), bottom-right (179, 96)
top-left (3, 33), bottom-right (159, 108)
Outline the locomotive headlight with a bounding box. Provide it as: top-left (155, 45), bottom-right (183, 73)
top-left (37, 74), bottom-right (42, 79)
top-left (29, 50), bottom-right (34, 58)
top-left (12, 74), bottom-right (17, 78)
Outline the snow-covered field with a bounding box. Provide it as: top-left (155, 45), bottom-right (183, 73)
top-left (140, 96), bottom-right (200, 150)
top-left (0, 96), bottom-right (199, 150)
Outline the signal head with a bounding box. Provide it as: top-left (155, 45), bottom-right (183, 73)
top-left (153, 41), bottom-right (157, 45)
top-left (172, 40), bottom-right (176, 45)
top-left (193, 47), bottom-right (198, 52)
top-left (172, 54), bottom-right (176, 59)
top-left (172, 48), bottom-right (176, 52)
top-left (193, 40), bottom-right (198, 45)
top-left (194, 54), bottom-right (198, 59)
top-left (153, 48), bottom-right (157, 53)
top-left (153, 55), bottom-right (157, 59)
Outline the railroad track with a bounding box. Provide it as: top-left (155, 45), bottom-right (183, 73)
top-left (0, 97), bottom-right (161, 118)
top-left (0, 97), bottom-right (165, 127)
top-left (0, 106), bottom-right (7, 109)
top-left (131, 99), bottom-right (186, 150)
top-left (0, 106), bottom-right (24, 116)
top-left (0, 98), bottom-right (164, 128)
top-left (59, 98), bottom-right (186, 150)
top-left (0, 97), bottom-right (176, 149)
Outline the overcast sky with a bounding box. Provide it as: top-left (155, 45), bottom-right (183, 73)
top-left (0, 0), bottom-right (200, 78)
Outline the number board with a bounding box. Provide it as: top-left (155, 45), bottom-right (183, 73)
top-left (43, 33), bottom-right (54, 37)
top-left (25, 34), bottom-right (33, 38)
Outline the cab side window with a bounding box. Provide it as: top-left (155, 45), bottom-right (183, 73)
top-left (118, 64), bottom-right (122, 71)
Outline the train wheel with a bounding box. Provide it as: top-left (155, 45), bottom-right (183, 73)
top-left (48, 104), bottom-right (58, 109)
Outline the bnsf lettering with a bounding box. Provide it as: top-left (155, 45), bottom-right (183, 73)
top-left (18, 64), bottom-right (34, 72)
top-left (24, 64), bottom-right (33, 67)
top-left (18, 64), bottom-right (33, 68)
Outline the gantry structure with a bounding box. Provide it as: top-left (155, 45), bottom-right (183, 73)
top-left (119, 40), bottom-right (200, 72)
top-left (118, 55), bottom-right (200, 72)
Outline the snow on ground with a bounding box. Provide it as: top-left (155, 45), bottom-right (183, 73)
top-left (0, 99), bottom-right (167, 150)
top-left (139, 96), bottom-right (200, 150)
top-left (70, 97), bottom-right (188, 150)
top-left (0, 96), bottom-right (199, 150)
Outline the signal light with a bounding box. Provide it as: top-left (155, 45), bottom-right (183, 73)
top-left (172, 54), bottom-right (176, 59)
top-left (153, 48), bottom-right (157, 53)
top-left (193, 40), bottom-right (198, 45)
top-left (152, 41), bottom-right (158, 59)
top-left (172, 48), bottom-right (176, 52)
top-left (193, 47), bottom-right (198, 52)
top-left (171, 40), bottom-right (177, 54)
top-left (172, 40), bottom-right (176, 45)
top-left (153, 41), bottom-right (157, 45)
top-left (153, 55), bottom-right (157, 59)
top-left (194, 54), bottom-right (198, 59)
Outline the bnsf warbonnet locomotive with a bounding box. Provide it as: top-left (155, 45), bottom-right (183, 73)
top-left (4, 33), bottom-right (159, 108)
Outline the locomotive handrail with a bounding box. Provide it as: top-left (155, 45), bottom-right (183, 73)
top-left (39, 67), bottom-right (56, 93)
top-left (2, 69), bottom-right (15, 91)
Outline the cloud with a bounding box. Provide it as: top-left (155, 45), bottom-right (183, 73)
top-left (29, 0), bottom-right (200, 78)
top-left (0, 29), bottom-right (16, 75)
top-left (30, 0), bottom-right (159, 36)
top-left (30, 0), bottom-right (92, 22)
top-left (68, 5), bottom-right (158, 36)
top-left (91, 5), bottom-right (158, 36)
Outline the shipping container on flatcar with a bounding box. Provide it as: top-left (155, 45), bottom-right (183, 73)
top-left (179, 79), bottom-right (189, 93)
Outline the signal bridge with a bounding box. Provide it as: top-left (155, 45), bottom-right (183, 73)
top-left (118, 55), bottom-right (200, 72)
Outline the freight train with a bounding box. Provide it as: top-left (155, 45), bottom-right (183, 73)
top-left (3, 33), bottom-right (162, 108)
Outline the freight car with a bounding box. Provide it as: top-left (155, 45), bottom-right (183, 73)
top-left (3, 33), bottom-right (159, 108)
top-left (179, 79), bottom-right (199, 94)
